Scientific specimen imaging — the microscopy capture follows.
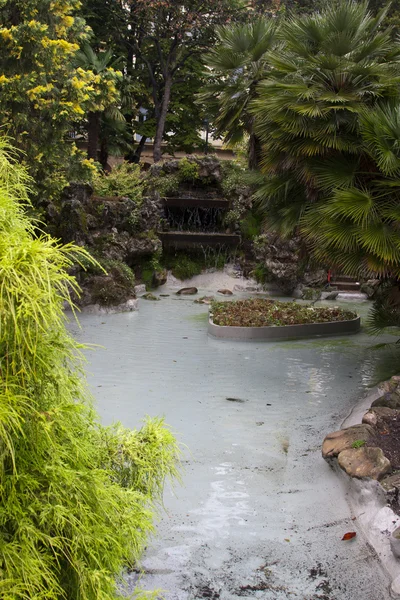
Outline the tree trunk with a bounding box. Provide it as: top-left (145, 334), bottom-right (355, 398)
top-left (153, 75), bottom-right (172, 163)
top-left (133, 135), bottom-right (147, 163)
top-left (248, 131), bottom-right (262, 170)
top-left (125, 135), bottom-right (148, 164)
top-left (87, 111), bottom-right (101, 161)
top-left (99, 135), bottom-right (109, 172)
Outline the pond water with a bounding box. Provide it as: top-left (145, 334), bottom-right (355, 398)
top-left (70, 291), bottom-right (399, 600)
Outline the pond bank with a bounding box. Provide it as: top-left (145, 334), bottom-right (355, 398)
top-left (70, 290), bottom-right (398, 599)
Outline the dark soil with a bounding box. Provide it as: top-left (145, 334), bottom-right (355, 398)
top-left (366, 413), bottom-right (400, 470)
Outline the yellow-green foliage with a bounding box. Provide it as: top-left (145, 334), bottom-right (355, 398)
top-left (92, 161), bottom-right (144, 203)
top-left (0, 141), bottom-right (180, 599)
top-left (0, 0), bottom-right (121, 200)
top-left (178, 158), bottom-right (199, 182)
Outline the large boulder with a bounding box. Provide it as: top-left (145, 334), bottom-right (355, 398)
top-left (338, 447), bottom-right (391, 480)
top-left (371, 392), bottom-right (400, 410)
top-left (254, 233), bottom-right (326, 295)
top-left (195, 296), bottom-right (214, 305)
top-left (362, 406), bottom-right (400, 427)
top-left (91, 231), bottom-right (161, 263)
top-left (322, 424), bottom-right (375, 459)
top-left (134, 284), bottom-right (147, 296)
top-left (380, 471), bottom-right (400, 493)
top-left (58, 184), bottom-right (162, 251)
top-left (176, 287), bottom-right (198, 295)
top-left (137, 194), bottom-right (163, 231)
top-left (54, 183), bottom-right (163, 310)
top-left (58, 183), bottom-right (93, 245)
top-left (360, 279), bottom-right (380, 299)
top-left (76, 258), bottom-right (136, 308)
top-left (150, 156), bottom-right (223, 185)
top-left (197, 156), bottom-right (223, 183)
top-left (321, 291), bottom-right (339, 301)
top-left (81, 298), bottom-right (138, 314)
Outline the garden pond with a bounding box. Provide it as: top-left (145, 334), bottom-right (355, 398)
top-left (70, 290), bottom-right (400, 600)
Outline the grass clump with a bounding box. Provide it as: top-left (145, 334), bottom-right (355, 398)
top-left (170, 255), bottom-right (203, 280)
top-left (252, 263), bottom-right (272, 285)
top-left (162, 249), bottom-right (232, 281)
top-left (0, 140), bottom-right (179, 599)
top-left (352, 440), bottom-right (366, 448)
top-left (210, 298), bottom-right (357, 327)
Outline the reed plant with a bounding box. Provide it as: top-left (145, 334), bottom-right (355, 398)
top-left (0, 138), bottom-right (180, 599)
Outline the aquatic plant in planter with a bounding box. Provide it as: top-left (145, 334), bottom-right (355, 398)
top-left (210, 299), bottom-right (357, 327)
top-left (0, 140), bottom-right (179, 600)
top-left (208, 298), bottom-right (360, 341)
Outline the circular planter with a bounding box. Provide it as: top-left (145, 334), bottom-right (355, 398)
top-left (208, 313), bottom-right (360, 342)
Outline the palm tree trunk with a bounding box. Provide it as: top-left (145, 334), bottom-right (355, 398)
top-left (99, 136), bottom-right (109, 171)
top-left (248, 132), bottom-right (262, 170)
top-left (87, 111), bottom-right (101, 161)
top-left (153, 75), bottom-right (172, 163)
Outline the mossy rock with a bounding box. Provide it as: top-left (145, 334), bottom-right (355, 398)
top-left (302, 287), bottom-right (321, 301)
top-left (79, 259), bottom-right (135, 307)
top-left (86, 275), bottom-right (133, 307)
top-left (142, 292), bottom-right (160, 301)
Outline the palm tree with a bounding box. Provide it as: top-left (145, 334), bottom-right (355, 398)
top-left (303, 104), bottom-right (400, 277)
top-left (251, 0), bottom-right (400, 233)
top-left (201, 17), bottom-right (277, 168)
top-left (303, 103), bottom-right (400, 332)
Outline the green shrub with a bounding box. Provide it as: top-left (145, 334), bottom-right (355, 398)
top-left (0, 141), bottom-right (179, 599)
top-left (220, 160), bottom-right (250, 196)
top-left (81, 254), bottom-right (135, 287)
top-left (240, 211), bottom-right (263, 239)
top-left (161, 250), bottom-right (233, 280)
top-left (146, 173), bottom-right (180, 197)
top-left (92, 161), bottom-right (144, 203)
top-left (86, 259), bottom-right (136, 306)
top-left (178, 157), bottom-right (200, 182)
top-left (253, 263), bottom-right (271, 284)
top-left (138, 250), bottom-right (164, 289)
top-left (302, 287), bottom-right (321, 301)
top-left (171, 255), bottom-right (203, 280)
top-left (141, 267), bottom-right (155, 288)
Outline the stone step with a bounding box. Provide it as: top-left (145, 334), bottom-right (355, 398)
top-left (162, 196), bottom-right (229, 208)
top-left (159, 231), bottom-right (240, 248)
top-left (333, 275), bottom-right (358, 282)
top-left (334, 281), bottom-right (361, 291)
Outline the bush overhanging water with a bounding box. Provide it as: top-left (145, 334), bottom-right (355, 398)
top-left (0, 139), bottom-right (180, 600)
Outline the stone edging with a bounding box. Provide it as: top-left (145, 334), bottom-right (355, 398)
top-left (207, 314), bottom-right (360, 341)
top-left (79, 298), bottom-right (138, 315)
top-left (322, 378), bottom-right (400, 596)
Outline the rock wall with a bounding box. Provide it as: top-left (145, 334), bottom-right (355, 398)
top-left (47, 158), bottom-right (329, 309)
top-left (51, 183), bottom-right (163, 308)
top-left (253, 232), bottom-right (326, 295)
